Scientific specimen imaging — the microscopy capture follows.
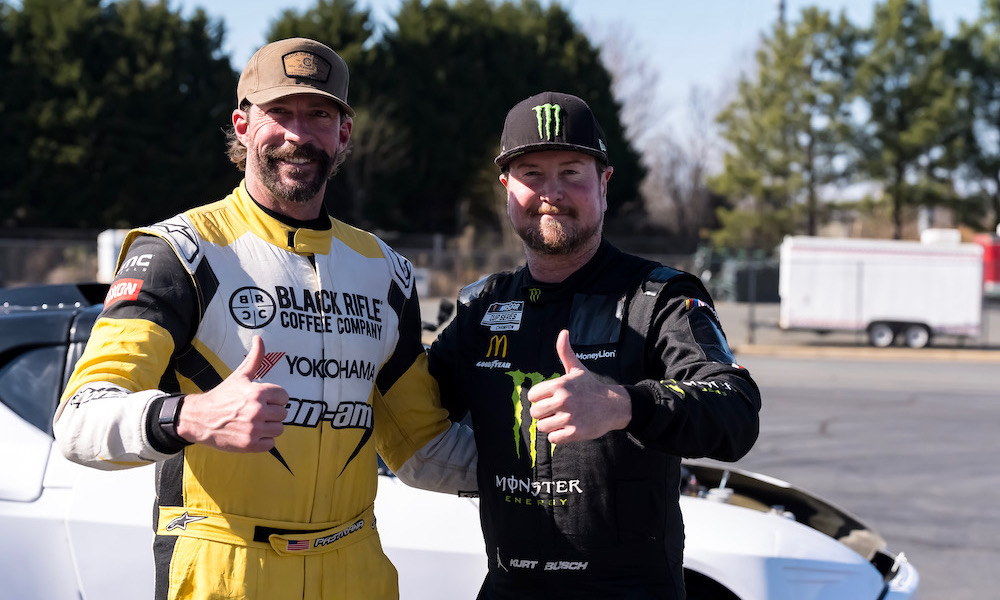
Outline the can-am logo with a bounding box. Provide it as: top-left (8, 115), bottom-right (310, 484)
top-left (285, 398), bottom-right (373, 430)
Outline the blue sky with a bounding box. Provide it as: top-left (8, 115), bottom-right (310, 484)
top-left (189, 0), bottom-right (983, 135)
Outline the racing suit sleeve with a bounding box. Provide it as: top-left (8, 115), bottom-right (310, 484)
top-left (373, 284), bottom-right (477, 494)
top-left (424, 308), bottom-right (467, 424)
top-left (622, 278), bottom-right (761, 460)
top-left (54, 234), bottom-right (197, 470)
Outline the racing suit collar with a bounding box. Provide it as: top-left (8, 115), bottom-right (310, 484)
top-left (521, 238), bottom-right (615, 304)
top-left (235, 180), bottom-right (335, 255)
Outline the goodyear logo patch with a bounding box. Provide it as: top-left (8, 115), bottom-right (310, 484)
top-left (481, 301), bottom-right (523, 331)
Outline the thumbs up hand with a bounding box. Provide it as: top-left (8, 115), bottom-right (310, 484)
top-left (527, 330), bottom-right (632, 444)
top-left (174, 335), bottom-right (289, 452)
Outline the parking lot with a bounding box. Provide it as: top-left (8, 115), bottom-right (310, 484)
top-left (422, 295), bottom-right (1000, 599)
top-left (722, 353), bottom-right (1000, 600)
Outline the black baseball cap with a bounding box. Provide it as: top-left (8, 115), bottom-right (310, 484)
top-left (495, 91), bottom-right (609, 169)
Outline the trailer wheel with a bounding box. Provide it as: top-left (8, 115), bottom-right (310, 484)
top-left (867, 322), bottom-right (896, 347)
top-left (902, 324), bottom-right (931, 349)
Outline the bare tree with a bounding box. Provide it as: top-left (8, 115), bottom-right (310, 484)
top-left (594, 24), bottom-right (725, 251)
top-left (642, 88), bottom-right (727, 251)
top-left (594, 22), bottom-right (664, 151)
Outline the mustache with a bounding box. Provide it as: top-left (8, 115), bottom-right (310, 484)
top-left (532, 204), bottom-right (574, 217)
top-left (263, 144), bottom-right (330, 164)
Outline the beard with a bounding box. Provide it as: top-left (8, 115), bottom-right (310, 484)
top-left (256, 143), bottom-right (338, 204)
top-left (514, 207), bottom-right (602, 255)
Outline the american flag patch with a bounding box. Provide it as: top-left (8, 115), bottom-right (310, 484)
top-left (287, 539), bottom-right (310, 551)
top-left (684, 298), bottom-right (719, 320)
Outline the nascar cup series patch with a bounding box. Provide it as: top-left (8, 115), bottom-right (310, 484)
top-left (481, 301), bottom-right (524, 331)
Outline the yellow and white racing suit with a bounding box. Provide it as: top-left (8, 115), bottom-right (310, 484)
top-left (54, 181), bottom-right (475, 600)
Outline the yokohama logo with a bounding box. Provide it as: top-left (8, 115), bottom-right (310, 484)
top-left (253, 351), bottom-right (286, 380)
top-left (104, 279), bottom-right (143, 306)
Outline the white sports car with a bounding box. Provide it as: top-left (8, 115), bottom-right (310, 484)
top-left (0, 284), bottom-right (918, 599)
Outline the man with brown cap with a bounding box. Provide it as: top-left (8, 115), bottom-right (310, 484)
top-left (55, 38), bottom-right (476, 600)
top-left (426, 91), bottom-right (761, 599)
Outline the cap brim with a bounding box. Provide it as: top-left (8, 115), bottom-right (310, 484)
top-left (494, 143), bottom-right (608, 168)
top-left (245, 86), bottom-right (355, 117)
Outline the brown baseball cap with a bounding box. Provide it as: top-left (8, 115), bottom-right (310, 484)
top-left (237, 38), bottom-right (354, 117)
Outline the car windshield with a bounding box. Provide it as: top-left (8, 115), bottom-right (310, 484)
top-left (0, 345), bottom-right (63, 435)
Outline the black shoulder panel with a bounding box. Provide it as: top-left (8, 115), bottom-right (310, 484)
top-left (641, 265), bottom-right (712, 303)
top-left (645, 265), bottom-right (685, 283)
top-left (458, 273), bottom-right (498, 306)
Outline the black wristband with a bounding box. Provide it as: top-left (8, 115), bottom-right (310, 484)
top-left (156, 394), bottom-right (192, 448)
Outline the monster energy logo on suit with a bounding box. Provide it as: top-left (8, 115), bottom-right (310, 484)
top-left (533, 103), bottom-right (561, 140)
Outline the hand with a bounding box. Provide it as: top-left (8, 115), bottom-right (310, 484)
top-left (527, 330), bottom-right (631, 444)
top-left (175, 335), bottom-right (289, 452)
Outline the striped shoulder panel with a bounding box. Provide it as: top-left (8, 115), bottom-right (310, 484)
top-left (328, 219), bottom-right (415, 299)
top-left (123, 215), bottom-right (219, 320)
top-left (330, 218), bottom-right (384, 258)
top-left (126, 214), bottom-right (204, 278)
top-left (182, 197), bottom-right (252, 248)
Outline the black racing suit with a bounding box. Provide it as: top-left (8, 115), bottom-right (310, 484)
top-left (427, 241), bottom-right (761, 599)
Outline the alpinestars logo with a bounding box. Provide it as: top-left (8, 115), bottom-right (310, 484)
top-left (165, 512), bottom-right (207, 531)
top-left (533, 103), bottom-right (562, 140)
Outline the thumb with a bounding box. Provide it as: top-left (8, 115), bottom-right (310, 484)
top-left (233, 335), bottom-right (265, 380)
top-left (556, 329), bottom-right (585, 375)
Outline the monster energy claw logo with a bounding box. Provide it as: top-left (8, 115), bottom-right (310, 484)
top-left (533, 103), bottom-right (562, 141)
top-left (506, 370), bottom-right (560, 466)
top-left (528, 288), bottom-right (541, 302)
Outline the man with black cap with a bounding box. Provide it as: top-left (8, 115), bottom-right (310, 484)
top-left (55, 38), bottom-right (475, 600)
top-left (427, 91), bottom-right (762, 599)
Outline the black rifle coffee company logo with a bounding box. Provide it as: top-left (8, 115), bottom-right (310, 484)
top-left (230, 287), bottom-right (277, 329)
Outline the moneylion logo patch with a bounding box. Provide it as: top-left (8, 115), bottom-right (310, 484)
top-left (533, 103), bottom-right (562, 141)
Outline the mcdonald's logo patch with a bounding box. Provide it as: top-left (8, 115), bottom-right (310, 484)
top-left (487, 335), bottom-right (508, 358)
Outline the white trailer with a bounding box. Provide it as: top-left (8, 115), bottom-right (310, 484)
top-left (778, 233), bottom-right (984, 348)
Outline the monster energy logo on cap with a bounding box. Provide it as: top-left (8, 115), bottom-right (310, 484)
top-left (533, 104), bottom-right (561, 140)
top-left (495, 91), bottom-right (610, 168)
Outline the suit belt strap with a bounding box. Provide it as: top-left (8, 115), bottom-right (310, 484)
top-left (156, 504), bottom-right (377, 556)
